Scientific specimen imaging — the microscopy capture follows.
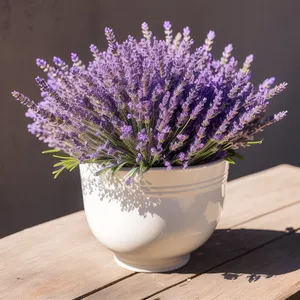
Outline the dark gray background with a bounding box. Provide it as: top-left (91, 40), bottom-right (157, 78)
top-left (0, 0), bottom-right (298, 238)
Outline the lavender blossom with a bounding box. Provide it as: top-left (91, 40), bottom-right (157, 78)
top-left (163, 21), bottom-right (173, 45)
top-left (120, 124), bottom-right (133, 139)
top-left (221, 44), bottom-right (233, 65)
top-left (12, 22), bottom-right (287, 182)
top-left (242, 54), bottom-right (254, 71)
top-left (141, 22), bottom-right (152, 40)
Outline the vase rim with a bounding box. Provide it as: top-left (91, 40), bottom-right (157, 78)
top-left (81, 158), bottom-right (227, 173)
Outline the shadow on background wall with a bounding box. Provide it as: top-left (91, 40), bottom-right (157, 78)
top-left (0, 0), bottom-right (299, 238)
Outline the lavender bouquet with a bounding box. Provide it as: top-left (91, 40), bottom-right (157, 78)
top-left (12, 22), bottom-right (287, 183)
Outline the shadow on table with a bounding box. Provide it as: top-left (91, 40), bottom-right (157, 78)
top-left (172, 228), bottom-right (300, 282)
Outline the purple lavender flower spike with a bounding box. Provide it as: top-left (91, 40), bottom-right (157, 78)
top-left (36, 58), bottom-right (47, 68)
top-left (262, 77), bottom-right (276, 88)
top-left (183, 27), bottom-right (190, 38)
top-left (53, 56), bottom-right (63, 66)
top-left (71, 53), bottom-right (78, 62)
top-left (163, 21), bottom-right (172, 30)
top-left (242, 54), bottom-right (254, 71)
top-left (164, 161), bottom-right (172, 170)
top-left (136, 153), bottom-right (143, 163)
top-left (104, 27), bottom-right (116, 43)
top-left (90, 44), bottom-right (99, 55)
top-left (141, 22), bottom-right (152, 40)
top-left (179, 152), bottom-right (186, 161)
top-left (221, 44), bottom-right (233, 64)
top-left (11, 21), bottom-right (287, 182)
top-left (137, 128), bottom-right (148, 142)
top-left (274, 110), bottom-right (288, 121)
top-left (207, 30), bottom-right (216, 40)
top-left (104, 27), bottom-right (118, 54)
top-left (190, 98), bottom-right (207, 120)
top-left (35, 76), bottom-right (47, 88)
top-left (141, 22), bottom-right (148, 31)
top-left (266, 82), bottom-right (288, 99)
top-left (163, 21), bottom-right (173, 45)
top-left (120, 124), bottom-right (133, 139)
top-left (204, 30), bottom-right (215, 52)
top-left (224, 44), bottom-right (233, 53)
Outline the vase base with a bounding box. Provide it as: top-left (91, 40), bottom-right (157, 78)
top-left (114, 253), bottom-right (191, 273)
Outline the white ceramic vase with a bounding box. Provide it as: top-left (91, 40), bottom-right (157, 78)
top-left (80, 159), bottom-right (229, 273)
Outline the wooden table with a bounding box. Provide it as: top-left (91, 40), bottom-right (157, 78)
top-left (1, 165), bottom-right (300, 300)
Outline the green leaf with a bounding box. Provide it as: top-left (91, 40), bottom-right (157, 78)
top-left (124, 167), bottom-right (138, 180)
top-left (225, 157), bottom-right (236, 164)
top-left (247, 140), bottom-right (263, 145)
top-left (95, 165), bottom-right (113, 176)
top-left (52, 155), bottom-right (75, 160)
top-left (52, 167), bottom-right (65, 179)
top-left (53, 161), bottom-right (71, 168)
top-left (227, 149), bottom-right (244, 160)
top-left (141, 164), bottom-right (150, 173)
top-left (226, 149), bottom-right (235, 157)
top-left (65, 160), bottom-right (79, 169)
top-left (222, 142), bottom-right (234, 151)
top-left (50, 155), bottom-right (79, 178)
top-left (42, 149), bottom-right (60, 154)
top-left (69, 164), bottom-right (79, 172)
top-left (112, 162), bottom-right (128, 176)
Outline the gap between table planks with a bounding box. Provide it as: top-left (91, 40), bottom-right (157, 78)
top-left (0, 164), bottom-right (299, 300)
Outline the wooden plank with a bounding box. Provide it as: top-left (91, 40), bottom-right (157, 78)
top-left (0, 212), bottom-right (131, 300)
top-left (0, 165), bottom-right (300, 300)
top-left (85, 202), bottom-right (300, 300)
top-left (147, 230), bottom-right (300, 300)
top-left (219, 164), bottom-right (300, 228)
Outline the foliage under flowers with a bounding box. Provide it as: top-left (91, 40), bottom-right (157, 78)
top-left (12, 22), bottom-right (287, 183)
